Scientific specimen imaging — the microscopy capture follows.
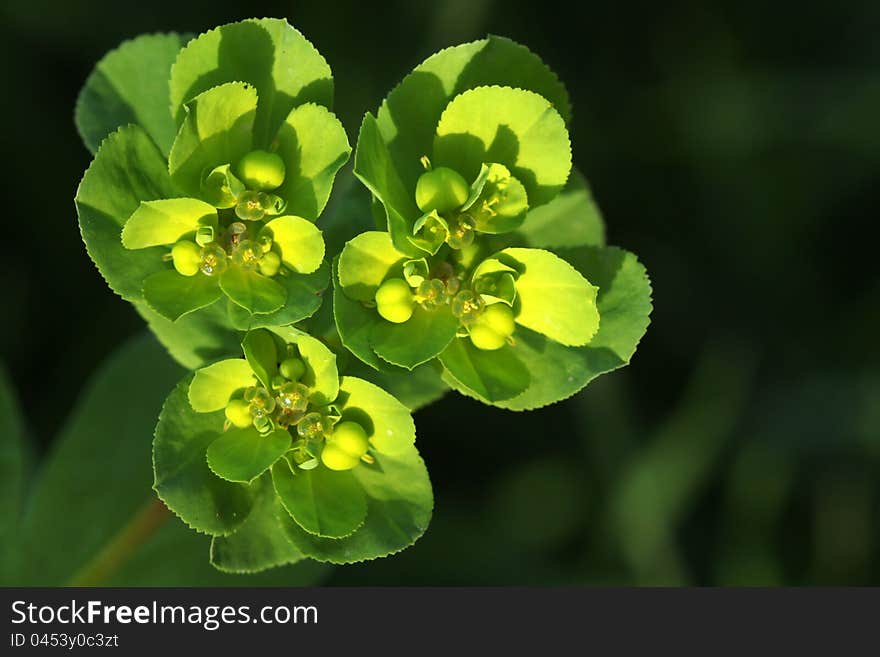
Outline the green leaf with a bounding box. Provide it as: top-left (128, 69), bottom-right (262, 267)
top-left (296, 333), bottom-right (339, 406)
top-left (122, 198), bottom-right (216, 249)
top-left (76, 125), bottom-right (178, 300)
top-left (337, 231), bottom-right (407, 301)
top-left (10, 335), bottom-right (182, 584)
top-left (344, 361), bottom-right (449, 413)
top-left (338, 376), bottom-right (416, 454)
top-left (514, 170), bottom-right (606, 249)
top-left (434, 87), bottom-right (571, 207)
top-left (499, 247), bottom-right (599, 346)
top-left (371, 306), bottom-right (459, 370)
top-left (353, 114), bottom-right (424, 257)
top-left (273, 103), bottom-right (351, 220)
top-left (226, 261), bottom-right (329, 330)
top-left (75, 33), bottom-right (187, 156)
top-left (447, 246), bottom-right (652, 410)
top-left (170, 18), bottom-right (333, 147)
top-left (134, 300), bottom-right (241, 370)
top-left (168, 82), bottom-right (257, 199)
top-left (155, 378), bottom-right (257, 535)
top-left (272, 461), bottom-right (366, 538)
top-left (332, 260), bottom-right (388, 371)
top-left (242, 329), bottom-right (278, 389)
top-left (281, 443), bottom-right (433, 563)
top-left (0, 365), bottom-right (26, 577)
top-left (188, 358), bottom-right (256, 412)
top-left (209, 472), bottom-right (306, 573)
top-left (261, 216), bottom-right (324, 274)
top-left (376, 35), bottom-right (571, 194)
top-left (439, 338), bottom-right (530, 402)
top-left (143, 269), bottom-right (223, 322)
top-left (220, 266), bottom-right (286, 314)
top-left (207, 427), bottom-right (291, 483)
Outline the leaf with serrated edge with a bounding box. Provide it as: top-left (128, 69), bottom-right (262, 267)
top-left (76, 125), bottom-right (179, 300)
top-left (272, 461), bottom-right (366, 539)
top-left (261, 216), bottom-right (324, 274)
top-left (444, 246), bottom-right (652, 410)
top-left (188, 358), bottom-right (255, 412)
top-left (143, 269), bottom-right (223, 321)
top-left (439, 338), bottom-right (530, 403)
top-left (338, 376), bottom-right (415, 454)
top-left (169, 18), bottom-right (333, 146)
top-left (154, 378), bottom-right (257, 536)
top-left (206, 428), bottom-right (291, 484)
top-left (209, 473), bottom-right (306, 573)
top-left (433, 86), bottom-right (571, 207)
top-left (371, 306), bottom-right (459, 370)
top-left (273, 103), bottom-right (351, 220)
top-left (168, 82), bottom-right (257, 199)
top-left (338, 231), bottom-right (407, 302)
top-left (281, 443), bottom-right (432, 564)
top-left (76, 33), bottom-right (188, 156)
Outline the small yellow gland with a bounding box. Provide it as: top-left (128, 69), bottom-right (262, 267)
top-left (415, 167), bottom-right (470, 214)
top-left (375, 278), bottom-right (414, 324)
top-left (321, 421), bottom-right (369, 471)
top-left (469, 303), bottom-right (516, 351)
top-left (235, 150), bottom-right (286, 191)
top-left (225, 399), bottom-right (253, 428)
top-left (171, 241), bottom-right (202, 277)
top-left (259, 251), bottom-right (282, 277)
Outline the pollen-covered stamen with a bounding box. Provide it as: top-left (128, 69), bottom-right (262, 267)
top-left (234, 190), bottom-right (273, 222)
top-left (297, 412), bottom-right (327, 440)
top-left (416, 278), bottom-right (448, 310)
top-left (447, 214), bottom-right (475, 249)
top-left (451, 289), bottom-right (485, 326)
top-left (276, 382), bottom-right (309, 413)
top-left (231, 240), bottom-right (263, 270)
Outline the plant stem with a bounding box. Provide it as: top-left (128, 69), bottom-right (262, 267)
top-left (67, 498), bottom-right (170, 587)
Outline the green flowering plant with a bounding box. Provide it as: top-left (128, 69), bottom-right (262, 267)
top-left (154, 328), bottom-right (431, 568)
top-left (75, 18), bottom-right (349, 347)
top-left (68, 22), bottom-right (651, 577)
top-left (336, 36), bottom-right (652, 409)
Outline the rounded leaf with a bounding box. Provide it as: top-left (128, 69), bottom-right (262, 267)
top-left (76, 125), bottom-right (178, 300)
top-left (226, 261), bottom-right (329, 330)
top-left (272, 461), bottom-right (367, 538)
top-left (338, 376), bottom-right (416, 454)
top-left (76, 33), bottom-right (188, 157)
top-left (273, 103), bottom-right (352, 220)
top-left (434, 86), bottom-right (571, 207)
top-left (168, 82), bottom-right (257, 199)
top-left (261, 216), bottom-right (324, 274)
top-left (220, 266), bottom-right (286, 314)
top-left (122, 198), bottom-right (217, 249)
top-left (439, 337), bottom-right (530, 403)
top-left (295, 333), bottom-right (339, 406)
top-left (371, 306), bottom-right (459, 370)
top-left (169, 18), bottom-right (333, 146)
top-left (499, 247), bottom-right (599, 346)
top-left (188, 358), bottom-right (256, 412)
top-left (143, 269), bottom-right (223, 322)
top-left (154, 379), bottom-right (257, 536)
top-left (338, 231), bottom-right (407, 301)
top-left (206, 427), bottom-right (291, 483)
top-left (281, 443), bottom-right (433, 563)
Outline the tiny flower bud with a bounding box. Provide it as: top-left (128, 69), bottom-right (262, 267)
top-left (375, 278), bottom-right (415, 324)
top-left (279, 357), bottom-right (306, 381)
top-left (415, 167), bottom-right (470, 214)
top-left (224, 399), bottom-right (253, 428)
top-left (235, 150), bottom-right (286, 191)
top-left (171, 241), bottom-right (202, 277)
top-left (321, 421), bottom-right (369, 471)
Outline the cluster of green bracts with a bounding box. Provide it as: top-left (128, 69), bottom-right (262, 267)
top-left (74, 19), bottom-right (651, 572)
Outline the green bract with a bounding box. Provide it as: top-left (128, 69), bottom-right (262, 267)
top-left (75, 18), bottom-right (350, 356)
top-left (154, 328), bottom-right (432, 567)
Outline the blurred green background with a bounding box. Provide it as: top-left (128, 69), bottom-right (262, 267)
top-left (1, 0), bottom-right (878, 585)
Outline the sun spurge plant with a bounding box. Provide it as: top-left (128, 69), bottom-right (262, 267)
top-left (73, 20), bottom-right (651, 575)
